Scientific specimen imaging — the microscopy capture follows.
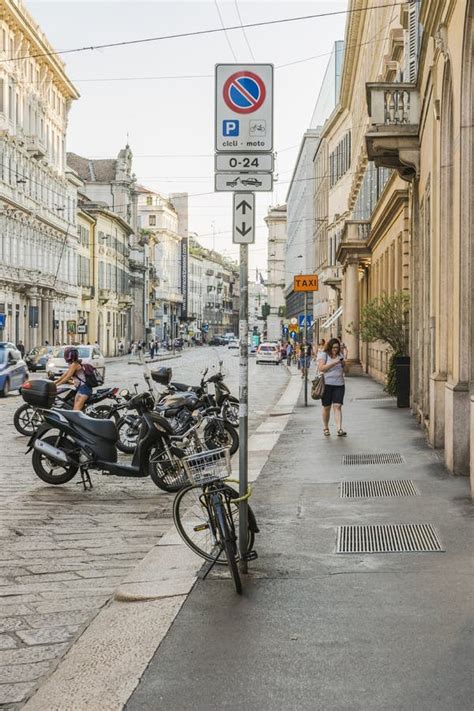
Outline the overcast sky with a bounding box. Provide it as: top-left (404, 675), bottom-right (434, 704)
top-left (29, 0), bottom-right (347, 276)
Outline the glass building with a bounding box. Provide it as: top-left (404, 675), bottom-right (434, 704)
top-left (310, 41), bottom-right (345, 130)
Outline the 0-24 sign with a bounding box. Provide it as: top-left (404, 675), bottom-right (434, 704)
top-left (215, 153), bottom-right (274, 173)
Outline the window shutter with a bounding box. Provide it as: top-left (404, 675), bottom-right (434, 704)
top-left (405, 0), bottom-right (420, 83)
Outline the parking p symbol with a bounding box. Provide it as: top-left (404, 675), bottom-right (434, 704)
top-left (223, 120), bottom-right (239, 136)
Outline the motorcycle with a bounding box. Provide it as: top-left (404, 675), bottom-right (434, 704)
top-left (25, 380), bottom-right (202, 493)
top-left (14, 383), bottom-right (122, 437)
top-left (170, 364), bottom-right (239, 427)
top-left (113, 368), bottom-right (239, 455)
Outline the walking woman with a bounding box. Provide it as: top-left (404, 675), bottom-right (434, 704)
top-left (317, 338), bottom-right (347, 437)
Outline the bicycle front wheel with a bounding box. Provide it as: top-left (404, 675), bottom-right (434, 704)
top-left (214, 496), bottom-right (242, 594)
top-left (173, 484), bottom-right (255, 565)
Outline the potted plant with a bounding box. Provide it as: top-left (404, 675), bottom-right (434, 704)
top-left (349, 291), bottom-right (410, 407)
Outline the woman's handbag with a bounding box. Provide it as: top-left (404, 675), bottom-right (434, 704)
top-left (311, 373), bottom-right (325, 400)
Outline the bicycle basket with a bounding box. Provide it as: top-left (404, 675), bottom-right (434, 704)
top-left (182, 447), bottom-right (231, 485)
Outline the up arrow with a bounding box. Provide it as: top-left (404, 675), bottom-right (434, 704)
top-left (236, 199), bottom-right (252, 215)
top-left (236, 222), bottom-right (252, 236)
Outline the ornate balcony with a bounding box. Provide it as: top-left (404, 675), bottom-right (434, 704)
top-left (319, 266), bottom-right (342, 288)
top-left (26, 135), bottom-right (46, 159)
top-left (336, 220), bottom-right (371, 266)
top-left (365, 83), bottom-right (420, 181)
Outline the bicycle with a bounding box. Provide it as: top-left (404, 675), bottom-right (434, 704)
top-left (173, 447), bottom-right (259, 594)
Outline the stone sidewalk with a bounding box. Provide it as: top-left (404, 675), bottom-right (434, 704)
top-left (126, 376), bottom-right (474, 711)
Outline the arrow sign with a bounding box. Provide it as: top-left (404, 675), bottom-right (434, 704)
top-left (236, 199), bottom-right (252, 215)
top-left (233, 192), bottom-right (255, 244)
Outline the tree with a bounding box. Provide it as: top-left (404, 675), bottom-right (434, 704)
top-left (347, 291), bottom-right (410, 395)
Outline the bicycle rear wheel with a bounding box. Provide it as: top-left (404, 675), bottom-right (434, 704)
top-left (214, 496), bottom-right (242, 594)
top-left (173, 484), bottom-right (255, 564)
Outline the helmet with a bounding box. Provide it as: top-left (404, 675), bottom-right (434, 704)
top-left (64, 347), bottom-right (79, 363)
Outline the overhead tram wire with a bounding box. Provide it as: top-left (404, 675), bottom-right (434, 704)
top-left (214, 0), bottom-right (238, 62)
top-left (234, 0), bottom-right (256, 61)
top-left (0, 3), bottom-right (405, 65)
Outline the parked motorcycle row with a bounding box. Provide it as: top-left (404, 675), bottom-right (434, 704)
top-left (16, 364), bottom-right (240, 494)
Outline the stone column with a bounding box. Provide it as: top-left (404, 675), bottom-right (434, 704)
top-left (41, 295), bottom-right (49, 346)
top-left (28, 291), bottom-right (39, 350)
top-left (343, 257), bottom-right (360, 364)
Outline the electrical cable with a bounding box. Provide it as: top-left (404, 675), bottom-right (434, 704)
top-left (234, 0), bottom-right (256, 61)
top-left (0, 3), bottom-right (405, 65)
top-left (214, 0), bottom-right (238, 62)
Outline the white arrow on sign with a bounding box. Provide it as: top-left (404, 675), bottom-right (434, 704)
top-left (233, 192), bottom-right (255, 244)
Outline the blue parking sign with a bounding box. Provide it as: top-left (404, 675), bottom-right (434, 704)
top-left (0, 314), bottom-right (5, 329)
top-left (223, 120), bottom-right (239, 136)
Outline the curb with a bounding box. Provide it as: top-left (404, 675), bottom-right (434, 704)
top-left (23, 373), bottom-right (302, 711)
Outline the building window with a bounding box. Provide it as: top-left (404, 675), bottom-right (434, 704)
top-left (329, 130), bottom-right (351, 187)
top-left (149, 214), bottom-right (156, 226)
top-left (146, 196), bottom-right (153, 206)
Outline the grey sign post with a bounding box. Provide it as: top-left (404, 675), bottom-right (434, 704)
top-left (215, 63), bottom-right (273, 574)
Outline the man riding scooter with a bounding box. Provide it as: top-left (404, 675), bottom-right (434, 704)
top-left (54, 347), bottom-right (92, 412)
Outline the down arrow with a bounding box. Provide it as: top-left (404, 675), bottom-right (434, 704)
top-left (236, 222), bottom-right (252, 236)
top-left (236, 200), bottom-right (252, 215)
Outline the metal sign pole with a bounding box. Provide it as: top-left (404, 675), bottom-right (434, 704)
top-left (239, 242), bottom-right (249, 574)
top-left (304, 292), bottom-right (309, 406)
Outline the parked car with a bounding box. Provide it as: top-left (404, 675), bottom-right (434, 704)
top-left (256, 342), bottom-right (282, 365)
top-left (25, 346), bottom-right (54, 372)
top-left (208, 337), bottom-right (226, 346)
top-left (46, 345), bottom-right (106, 379)
top-left (228, 339), bottom-right (239, 349)
top-left (0, 343), bottom-right (28, 397)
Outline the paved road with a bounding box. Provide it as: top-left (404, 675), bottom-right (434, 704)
top-left (0, 347), bottom-right (289, 708)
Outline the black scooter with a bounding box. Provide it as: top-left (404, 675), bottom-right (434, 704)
top-left (27, 406), bottom-right (196, 492)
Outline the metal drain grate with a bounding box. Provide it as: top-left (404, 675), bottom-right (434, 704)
top-left (336, 524), bottom-right (444, 553)
top-left (340, 480), bottom-right (419, 498)
top-left (342, 453), bottom-right (404, 466)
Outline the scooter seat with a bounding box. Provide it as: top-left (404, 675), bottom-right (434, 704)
top-left (171, 382), bottom-right (200, 393)
top-left (60, 411), bottom-right (118, 441)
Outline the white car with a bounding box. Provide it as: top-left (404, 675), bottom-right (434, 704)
top-left (46, 345), bottom-right (106, 379)
top-left (228, 339), bottom-right (239, 349)
top-left (256, 342), bottom-right (282, 365)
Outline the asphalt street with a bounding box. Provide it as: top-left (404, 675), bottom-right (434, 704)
top-left (0, 346), bottom-right (289, 709)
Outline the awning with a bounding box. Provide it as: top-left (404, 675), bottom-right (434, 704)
top-left (321, 306), bottom-right (343, 329)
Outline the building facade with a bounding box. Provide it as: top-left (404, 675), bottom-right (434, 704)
top-left (316, 0), bottom-right (474, 488)
top-left (0, 0), bottom-right (79, 349)
top-left (67, 147), bottom-right (145, 346)
top-left (189, 239), bottom-right (238, 340)
top-left (137, 186), bottom-right (184, 343)
top-left (284, 130), bottom-right (320, 325)
top-left (264, 204), bottom-right (287, 342)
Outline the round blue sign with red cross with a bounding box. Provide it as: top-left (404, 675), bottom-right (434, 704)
top-left (223, 71), bottom-right (266, 114)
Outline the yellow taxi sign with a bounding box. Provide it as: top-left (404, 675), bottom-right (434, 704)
top-left (293, 274), bottom-right (319, 292)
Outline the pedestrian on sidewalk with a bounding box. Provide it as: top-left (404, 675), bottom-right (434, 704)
top-left (316, 339), bottom-right (326, 362)
top-left (118, 340), bottom-right (124, 357)
top-left (286, 341), bottom-right (294, 367)
top-left (149, 341), bottom-right (155, 360)
top-left (300, 341), bottom-right (313, 379)
top-left (317, 337), bottom-right (347, 437)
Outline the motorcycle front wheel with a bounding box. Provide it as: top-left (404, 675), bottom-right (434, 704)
top-left (14, 404), bottom-right (44, 436)
top-left (148, 445), bottom-right (188, 493)
top-left (221, 399), bottom-right (239, 427)
top-left (204, 420), bottom-right (239, 455)
top-left (116, 414), bottom-right (140, 453)
top-left (32, 433), bottom-right (79, 485)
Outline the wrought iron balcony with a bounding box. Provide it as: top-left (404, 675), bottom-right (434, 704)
top-left (365, 83), bottom-right (420, 181)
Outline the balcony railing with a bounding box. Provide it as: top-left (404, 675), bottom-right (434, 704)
top-left (343, 220), bottom-right (370, 242)
top-left (366, 83), bottom-right (419, 126)
top-left (26, 135), bottom-right (46, 158)
top-left (365, 82), bottom-right (420, 180)
top-left (319, 266), bottom-right (342, 287)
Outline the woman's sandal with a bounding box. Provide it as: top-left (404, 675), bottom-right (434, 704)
top-left (337, 429), bottom-right (347, 437)
top-left (323, 428), bottom-right (330, 436)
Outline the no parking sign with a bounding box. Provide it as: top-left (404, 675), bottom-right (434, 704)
top-left (215, 64), bottom-right (273, 152)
